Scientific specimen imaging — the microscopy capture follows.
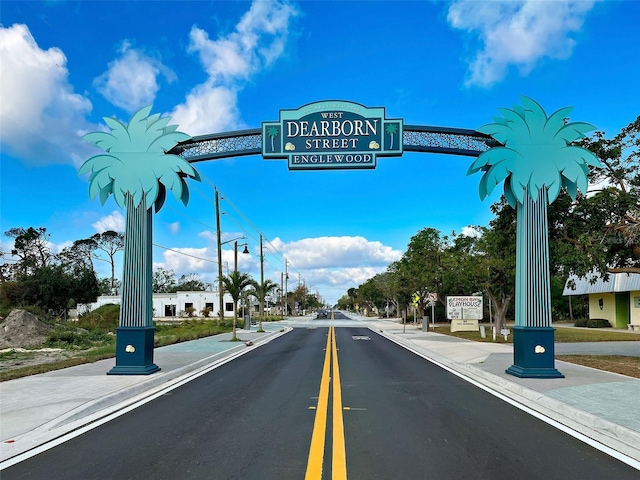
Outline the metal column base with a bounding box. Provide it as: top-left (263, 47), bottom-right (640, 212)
top-left (505, 326), bottom-right (564, 379)
top-left (107, 326), bottom-right (160, 375)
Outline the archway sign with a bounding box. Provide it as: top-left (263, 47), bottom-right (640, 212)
top-left (171, 100), bottom-right (499, 164)
top-left (81, 99), bottom-right (600, 378)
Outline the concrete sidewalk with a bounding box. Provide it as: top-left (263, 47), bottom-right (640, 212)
top-left (1, 314), bottom-right (639, 470)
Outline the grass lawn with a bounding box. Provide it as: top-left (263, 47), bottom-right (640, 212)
top-left (555, 355), bottom-right (640, 379)
top-left (430, 324), bottom-right (640, 343)
top-left (0, 319), bottom-right (240, 382)
top-left (429, 323), bottom-right (640, 379)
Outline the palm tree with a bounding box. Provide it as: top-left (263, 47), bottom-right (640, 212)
top-left (247, 278), bottom-right (279, 332)
top-left (468, 96), bottom-right (601, 378)
top-left (221, 271), bottom-right (255, 340)
top-left (385, 123), bottom-right (398, 150)
top-left (267, 126), bottom-right (279, 152)
top-left (79, 105), bottom-right (200, 375)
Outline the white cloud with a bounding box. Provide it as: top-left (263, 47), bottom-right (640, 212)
top-left (270, 236), bottom-right (402, 269)
top-left (171, 0), bottom-right (298, 135)
top-left (155, 232), bottom-right (254, 284)
top-left (171, 83), bottom-right (242, 135)
top-left (461, 225), bottom-right (482, 238)
top-left (305, 267), bottom-right (387, 288)
top-left (447, 0), bottom-right (599, 87)
top-left (151, 234), bottom-right (400, 304)
top-left (93, 41), bottom-right (175, 113)
top-left (161, 246), bottom-right (213, 276)
top-left (92, 211), bottom-right (126, 233)
top-left (0, 24), bottom-right (94, 166)
top-left (266, 236), bottom-right (402, 305)
top-left (168, 222), bottom-right (181, 235)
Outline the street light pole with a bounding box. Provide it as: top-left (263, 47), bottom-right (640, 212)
top-left (233, 240), bottom-right (250, 329)
top-left (234, 240), bottom-right (249, 273)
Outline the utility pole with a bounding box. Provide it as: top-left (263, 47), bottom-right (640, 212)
top-left (215, 188), bottom-right (224, 321)
top-left (284, 259), bottom-right (288, 316)
top-left (280, 272), bottom-right (284, 317)
top-left (259, 233), bottom-right (265, 328)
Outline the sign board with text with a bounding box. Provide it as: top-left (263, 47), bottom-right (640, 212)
top-left (447, 296), bottom-right (482, 332)
top-left (446, 296), bottom-right (483, 320)
top-left (262, 101), bottom-right (403, 170)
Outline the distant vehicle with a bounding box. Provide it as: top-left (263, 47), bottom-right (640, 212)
top-left (317, 309), bottom-right (327, 318)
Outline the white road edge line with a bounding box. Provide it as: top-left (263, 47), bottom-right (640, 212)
top-left (0, 327), bottom-right (292, 470)
top-left (370, 327), bottom-right (640, 472)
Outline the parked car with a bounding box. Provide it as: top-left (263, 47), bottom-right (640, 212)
top-left (317, 309), bottom-right (327, 318)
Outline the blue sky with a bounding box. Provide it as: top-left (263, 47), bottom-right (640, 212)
top-left (1, 0), bottom-right (639, 305)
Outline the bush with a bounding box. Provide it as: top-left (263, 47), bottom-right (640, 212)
top-left (574, 318), bottom-right (589, 327)
top-left (587, 318), bottom-right (612, 328)
top-left (46, 325), bottom-right (114, 348)
top-left (217, 317), bottom-right (235, 329)
top-left (77, 304), bottom-right (120, 332)
top-left (0, 281), bottom-right (26, 312)
top-left (255, 315), bottom-right (282, 322)
top-left (153, 319), bottom-right (231, 347)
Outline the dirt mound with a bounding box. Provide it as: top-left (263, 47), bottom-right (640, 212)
top-left (0, 310), bottom-right (53, 348)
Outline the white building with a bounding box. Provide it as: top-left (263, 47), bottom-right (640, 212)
top-left (79, 290), bottom-right (251, 319)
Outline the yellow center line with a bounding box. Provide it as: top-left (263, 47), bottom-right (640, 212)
top-left (332, 326), bottom-right (348, 479)
top-left (305, 326), bottom-right (348, 480)
top-left (305, 327), bottom-right (332, 480)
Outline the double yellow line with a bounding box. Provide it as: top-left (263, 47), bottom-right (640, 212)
top-left (305, 326), bottom-right (347, 480)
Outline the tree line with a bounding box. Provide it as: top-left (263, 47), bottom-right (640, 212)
top-left (0, 229), bottom-right (124, 316)
top-left (338, 116), bottom-right (640, 332)
top-left (0, 227), bottom-right (324, 321)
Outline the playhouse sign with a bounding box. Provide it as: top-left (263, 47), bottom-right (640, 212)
top-left (262, 101), bottom-right (403, 170)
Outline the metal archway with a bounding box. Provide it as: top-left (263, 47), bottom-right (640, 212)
top-left (169, 125), bottom-right (499, 162)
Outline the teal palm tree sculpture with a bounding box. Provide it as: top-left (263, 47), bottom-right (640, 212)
top-left (79, 106), bottom-right (200, 375)
top-left (468, 96), bottom-right (601, 378)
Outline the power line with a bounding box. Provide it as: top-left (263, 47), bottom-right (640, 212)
top-left (163, 205), bottom-right (216, 232)
top-left (177, 170), bottom-right (311, 290)
top-left (153, 243), bottom-right (218, 265)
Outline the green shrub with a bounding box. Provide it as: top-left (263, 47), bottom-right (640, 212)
top-left (153, 319), bottom-right (231, 347)
top-left (77, 304), bottom-right (119, 332)
top-left (255, 315), bottom-right (282, 322)
top-left (217, 317), bottom-right (235, 329)
top-left (46, 325), bottom-right (114, 349)
top-left (574, 318), bottom-right (589, 327)
top-left (587, 318), bottom-right (611, 328)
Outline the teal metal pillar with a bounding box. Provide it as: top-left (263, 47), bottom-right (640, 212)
top-left (108, 196), bottom-right (159, 375)
top-left (507, 188), bottom-right (563, 378)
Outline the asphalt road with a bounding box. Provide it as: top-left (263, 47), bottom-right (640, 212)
top-left (3, 322), bottom-right (639, 479)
